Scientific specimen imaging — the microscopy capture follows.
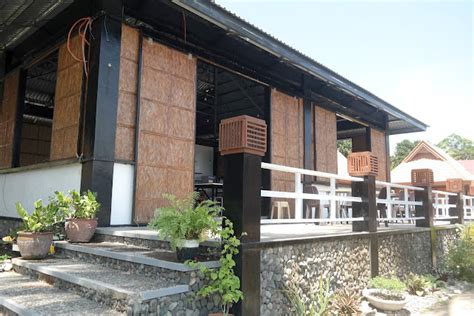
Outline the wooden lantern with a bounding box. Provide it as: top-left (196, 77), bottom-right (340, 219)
top-left (468, 181), bottom-right (474, 196)
top-left (347, 151), bottom-right (378, 177)
top-left (446, 178), bottom-right (463, 193)
top-left (219, 115), bottom-right (267, 156)
top-left (411, 169), bottom-right (434, 187)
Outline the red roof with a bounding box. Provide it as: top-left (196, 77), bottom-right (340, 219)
top-left (459, 160), bottom-right (474, 176)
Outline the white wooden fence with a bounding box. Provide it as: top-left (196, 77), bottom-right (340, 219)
top-left (375, 181), bottom-right (424, 221)
top-left (463, 195), bottom-right (474, 220)
top-left (432, 190), bottom-right (459, 220)
top-left (260, 162), bottom-right (427, 224)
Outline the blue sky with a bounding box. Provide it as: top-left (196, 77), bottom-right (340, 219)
top-left (216, 0), bottom-right (473, 153)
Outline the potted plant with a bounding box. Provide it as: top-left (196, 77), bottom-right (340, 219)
top-left (148, 193), bottom-right (222, 261)
top-left (16, 200), bottom-right (63, 259)
top-left (59, 190), bottom-right (100, 243)
top-left (188, 218), bottom-right (244, 316)
top-left (363, 276), bottom-right (409, 311)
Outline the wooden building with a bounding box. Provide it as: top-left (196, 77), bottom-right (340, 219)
top-left (0, 0), bottom-right (427, 226)
top-left (392, 141), bottom-right (474, 193)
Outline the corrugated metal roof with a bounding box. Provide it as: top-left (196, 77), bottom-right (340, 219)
top-left (174, 0), bottom-right (428, 134)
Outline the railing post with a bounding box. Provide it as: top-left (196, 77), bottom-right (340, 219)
top-left (295, 172), bottom-right (303, 219)
top-left (414, 186), bottom-right (434, 227)
top-left (347, 152), bottom-right (378, 232)
top-left (330, 177), bottom-right (337, 222)
top-left (448, 193), bottom-right (464, 224)
top-left (219, 115), bottom-right (266, 316)
top-left (351, 175), bottom-right (377, 232)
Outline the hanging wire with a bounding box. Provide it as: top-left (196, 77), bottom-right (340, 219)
top-left (67, 17), bottom-right (93, 78)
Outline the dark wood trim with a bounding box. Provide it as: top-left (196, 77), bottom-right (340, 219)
top-left (80, 4), bottom-right (123, 227)
top-left (352, 175), bottom-right (377, 232)
top-left (365, 127), bottom-right (372, 152)
top-left (261, 86), bottom-right (272, 217)
top-left (415, 186), bottom-right (434, 227)
top-left (370, 234), bottom-right (379, 277)
top-left (12, 69), bottom-right (27, 168)
top-left (131, 31), bottom-right (144, 225)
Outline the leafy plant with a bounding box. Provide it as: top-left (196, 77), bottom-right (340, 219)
top-left (445, 223), bottom-right (474, 282)
top-left (283, 263), bottom-right (332, 316)
top-left (405, 273), bottom-right (433, 296)
top-left (330, 289), bottom-right (361, 315)
top-left (148, 193), bottom-right (222, 250)
top-left (16, 200), bottom-right (64, 233)
top-left (187, 218), bottom-right (243, 316)
top-left (0, 254), bottom-right (10, 262)
top-left (52, 190), bottom-right (100, 219)
top-left (368, 276), bottom-right (406, 294)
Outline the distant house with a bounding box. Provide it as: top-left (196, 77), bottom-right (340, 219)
top-left (391, 141), bottom-right (474, 192)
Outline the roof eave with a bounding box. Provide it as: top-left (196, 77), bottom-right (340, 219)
top-left (172, 0), bottom-right (428, 132)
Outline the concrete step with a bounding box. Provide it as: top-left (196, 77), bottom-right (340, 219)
top-left (53, 241), bottom-right (219, 274)
top-left (12, 257), bottom-right (193, 314)
top-left (93, 227), bottom-right (220, 251)
top-left (0, 271), bottom-right (120, 315)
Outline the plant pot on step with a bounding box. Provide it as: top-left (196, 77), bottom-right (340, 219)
top-left (65, 218), bottom-right (98, 243)
top-left (176, 239), bottom-right (200, 262)
top-left (17, 231), bottom-right (53, 259)
top-left (362, 289), bottom-right (408, 311)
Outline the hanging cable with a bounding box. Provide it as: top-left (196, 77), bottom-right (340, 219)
top-left (67, 17), bottom-right (93, 78)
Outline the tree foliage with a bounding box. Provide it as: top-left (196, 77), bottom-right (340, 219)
top-left (337, 139), bottom-right (352, 157)
top-left (391, 139), bottom-right (420, 169)
top-left (437, 134), bottom-right (474, 160)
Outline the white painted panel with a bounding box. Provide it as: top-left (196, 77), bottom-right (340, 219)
top-left (110, 163), bottom-right (134, 225)
top-left (0, 163), bottom-right (82, 218)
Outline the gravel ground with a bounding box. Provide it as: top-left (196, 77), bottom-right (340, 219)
top-left (361, 280), bottom-right (473, 315)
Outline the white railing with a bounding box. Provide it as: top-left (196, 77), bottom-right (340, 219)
top-left (432, 190), bottom-right (458, 220)
top-left (375, 181), bottom-right (425, 222)
top-left (261, 162), bottom-right (364, 224)
top-left (464, 195), bottom-right (474, 220)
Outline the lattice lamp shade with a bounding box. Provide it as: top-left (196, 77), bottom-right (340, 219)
top-left (446, 178), bottom-right (463, 193)
top-left (347, 151), bottom-right (378, 177)
top-left (469, 181), bottom-right (474, 196)
top-left (411, 169), bottom-right (434, 187)
top-left (219, 115), bottom-right (267, 156)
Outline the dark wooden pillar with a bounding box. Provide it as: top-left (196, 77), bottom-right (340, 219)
top-left (352, 175), bottom-right (378, 232)
top-left (80, 1), bottom-right (122, 227)
top-left (449, 193), bottom-right (464, 224)
top-left (220, 115), bottom-right (266, 316)
top-left (414, 186), bottom-right (434, 227)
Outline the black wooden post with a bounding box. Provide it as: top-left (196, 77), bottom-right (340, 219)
top-left (449, 193), bottom-right (464, 224)
top-left (352, 175), bottom-right (377, 233)
top-left (415, 186), bottom-right (434, 227)
top-left (220, 115), bottom-right (266, 316)
top-left (80, 1), bottom-right (122, 227)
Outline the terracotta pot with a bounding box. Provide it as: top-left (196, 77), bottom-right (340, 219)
top-left (176, 239), bottom-right (200, 262)
top-left (362, 289), bottom-right (408, 311)
top-left (17, 231), bottom-right (53, 259)
top-left (65, 218), bottom-right (98, 243)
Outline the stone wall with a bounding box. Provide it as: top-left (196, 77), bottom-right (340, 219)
top-left (0, 218), bottom-right (21, 238)
top-left (260, 236), bottom-right (371, 315)
top-left (434, 226), bottom-right (460, 271)
top-left (259, 226), bottom-right (459, 315)
top-left (378, 231), bottom-right (432, 278)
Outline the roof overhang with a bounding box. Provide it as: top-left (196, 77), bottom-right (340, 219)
top-left (172, 0), bottom-right (427, 135)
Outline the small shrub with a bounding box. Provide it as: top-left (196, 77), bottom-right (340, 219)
top-left (330, 289), bottom-right (361, 315)
top-left (0, 254), bottom-right (10, 262)
top-left (445, 224), bottom-right (474, 282)
top-left (405, 273), bottom-right (432, 296)
top-left (368, 276), bottom-right (406, 293)
top-left (283, 264), bottom-right (332, 316)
